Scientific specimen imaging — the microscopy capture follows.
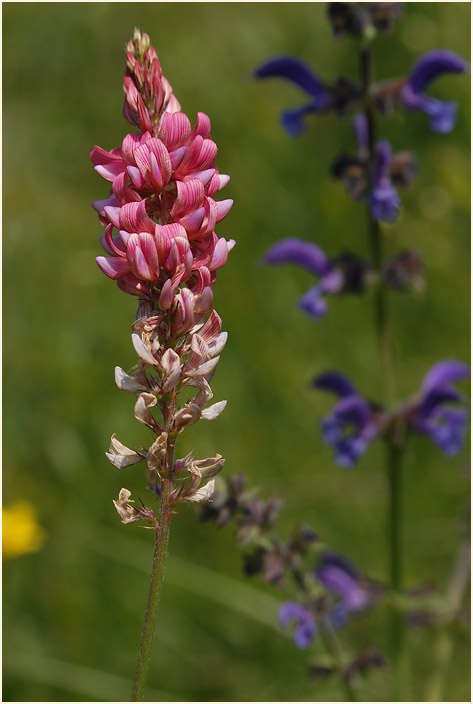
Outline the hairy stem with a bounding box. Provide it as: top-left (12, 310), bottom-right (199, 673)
top-left (360, 41), bottom-right (406, 699)
top-left (320, 617), bottom-right (357, 702)
top-left (131, 477), bottom-right (173, 701)
top-left (424, 536), bottom-right (470, 702)
top-left (360, 43), bottom-right (395, 406)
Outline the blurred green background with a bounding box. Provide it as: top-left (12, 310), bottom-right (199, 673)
top-left (3, 2), bottom-right (470, 701)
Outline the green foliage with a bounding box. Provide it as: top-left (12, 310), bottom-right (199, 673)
top-left (3, 3), bottom-right (470, 701)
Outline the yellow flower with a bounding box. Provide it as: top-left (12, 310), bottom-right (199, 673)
top-left (2, 501), bottom-right (46, 559)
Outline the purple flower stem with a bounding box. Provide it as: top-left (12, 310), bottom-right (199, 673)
top-left (360, 39), bottom-right (406, 700)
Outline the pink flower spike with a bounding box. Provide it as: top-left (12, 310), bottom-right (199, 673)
top-left (215, 199), bottom-right (233, 222)
top-left (227, 239), bottom-right (236, 253)
top-left (96, 256), bottom-right (131, 280)
top-left (209, 237), bottom-right (229, 270)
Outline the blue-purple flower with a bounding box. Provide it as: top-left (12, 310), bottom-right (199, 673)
top-left (314, 372), bottom-right (381, 467)
top-left (263, 239), bottom-right (372, 320)
top-left (263, 238), bottom-right (343, 319)
top-left (317, 552), bottom-right (369, 610)
top-left (254, 56), bottom-right (359, 136)
top-left (279, 601), bottom-right (317, 649)
top-left (410, 360), bottom-right (470, 455)
top-left (401, 50), bottom-right (469, 133)
top-left (370, 140), bottom-right (401, 222)
top-left (354, 114), bottom-right (401, 222)
top-left (316, 551), bottom-right (371, 626)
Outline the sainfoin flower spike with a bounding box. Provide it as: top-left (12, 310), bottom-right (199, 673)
top-left (91, 29), bottom-right (234, 700)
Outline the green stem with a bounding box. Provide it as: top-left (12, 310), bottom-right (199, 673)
top-left (387, 441), bottom-right (406, 701)
top-left (424, 537), bottom-right (470, 702)
top-left (131, 478), bottom-right (173, 702)
top-left (360, 42), bottom-right (395, 406)
top-left (320, 617), bottom-right (357, 701)
top-left (360, 40), bottom-right (407, 700)
top-left (388, 443), bottom-right (403, 595)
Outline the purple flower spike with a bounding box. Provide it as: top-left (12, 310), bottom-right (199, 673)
top-left (402, 50), bottom-right (469, 133)
top-left (314, 372), bottom-right (380, 467)
top-left (411, 360), bottom-right (470, 455)
top-left (263, 238), bottom-right (343, 320)
top-left (254, 56), bottom-right (332, 136)
top-left (279, 601), bottom-right (317, 649)
top-left (370, 140), bottom-right (401, 222)
top-left (316, 551), bottom-right (369, 614)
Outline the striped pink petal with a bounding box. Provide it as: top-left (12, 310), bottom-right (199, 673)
top-left (158, 111), bottom-right (192, 149)
top-left (191, 112), bottom-right (212, 139)
top-left (121, 133), bottom-right (141, 163)
top-left (96, 256), bottom-right (131, 279)
top-left (119, 201), bottom-right (155, 234)
top-left (215, 199), bottom-right (233, 223)
top-left (199, 310), bottom-right (222, 343)
top-left (169, 146), bottom-right (186, 170)
top-left (90, 145), bottom-right (122, 166)
top-left (209, 237), bottom-right (229, 270)
top-left (171, 179), bottom-right (205, 218)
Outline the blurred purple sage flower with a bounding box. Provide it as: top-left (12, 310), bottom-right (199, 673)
top-left (254, 56), bottom-right (359, 136)
top-left (401, 50), bottom-right (469, 133)
top-left (334, 115), bottom-right (403, 222)
top-left (263, 239), bottom-right (371, 320)
top-left (328, 2), bottom-right (404, 38)
top-left (316, 551), bottom-right (370, 624)
top-left (410, 360), bottom-right (470, 455)
top-left (279, 601), bottom-right (317, 649)
top-left (314, 372), bottom-right (381, 467)
top-left (370, 140), bottom-right (401, 222)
